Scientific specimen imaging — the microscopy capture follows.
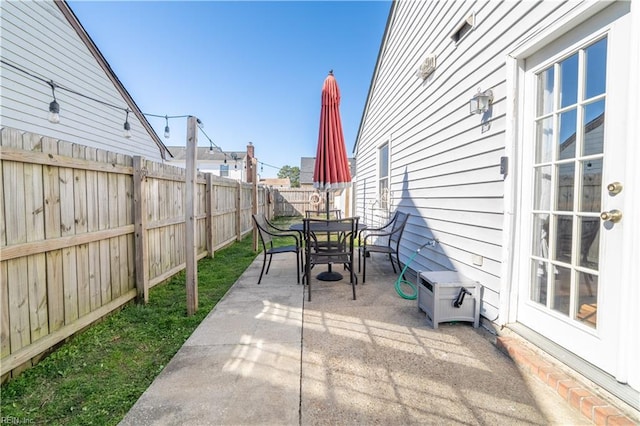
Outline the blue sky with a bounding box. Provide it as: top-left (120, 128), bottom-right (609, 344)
top-left (67, 1), bottom-right (391, 178)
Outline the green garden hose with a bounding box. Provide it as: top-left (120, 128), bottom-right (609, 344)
top-left (394, 240), bottom-right (437, 300)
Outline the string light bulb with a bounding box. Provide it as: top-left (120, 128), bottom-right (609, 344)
top-left (123, 109), bottom-right (132, 138)
top-left (164, 115), bottom-right (170, 139)
top-left (48, 81), bottom-right (60, 124)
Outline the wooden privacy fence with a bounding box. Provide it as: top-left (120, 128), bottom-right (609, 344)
top-left (0, 127), bottom-right (268, 380)
top-left (272, 188), bottom-right (334, 216)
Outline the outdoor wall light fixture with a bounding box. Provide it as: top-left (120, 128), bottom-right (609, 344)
top-left (470, 88), bottom-right (493, 114)
top-left (123, 109), bottom-right (132, 139)
top-left (164, 115), bottom-right (170, 139)
top-left (48, 81), bottom-right (60, 124)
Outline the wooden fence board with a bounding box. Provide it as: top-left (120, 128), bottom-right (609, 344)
top-left (0, 158), bottom-right (8, 367)
top-left (22, 133), bottom-right (49, 341)
top-left (85, 147), bottom-right (101, 311)
top-left (3, 129), bottom-right (30, 362)
top-left (59, 141), bottom-right (79, 325)
top-left (124, 155), bottom-right (135, 291)
top-left (117, 153), bottom-right (130, 296)
top-left (0, 140), bottom-right (5, 248)
top-left (96, 149), bottom-right (111, 305)
top-left (42, 137), bottom-right (64, 332)
top-left (160, 171), bottom-right (170, 274)
top-left (1, 261), bottom-right (9, 362)
top-left (71, 143), bottom-right (90, 317)
top-left (108, 151), bottom-right (121, 299)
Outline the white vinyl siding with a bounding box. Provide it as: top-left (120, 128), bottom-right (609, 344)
top-left (355, 0), bottom-right (587, 320)
top-left (0, 1), bottom-right (164, 161)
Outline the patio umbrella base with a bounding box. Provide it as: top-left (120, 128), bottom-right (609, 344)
top-left (316, 271), bottom-right (343, 281)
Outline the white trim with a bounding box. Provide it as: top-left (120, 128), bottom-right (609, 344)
top-left (510, 1), bottom-right (612, 59)
top-left (501, 54), bottom-right (524, 324)
top-left (617, 0), bottom-right (640, 388)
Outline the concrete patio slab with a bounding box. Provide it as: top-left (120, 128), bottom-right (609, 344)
top-left (120, 252), bottom-right (589, 425)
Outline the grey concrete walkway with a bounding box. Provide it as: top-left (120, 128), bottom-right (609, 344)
top-left (120, 253), bottom-right (587, 425)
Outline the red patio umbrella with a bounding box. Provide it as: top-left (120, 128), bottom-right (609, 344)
top-left (313, 70), bottom-right (352, 217)
top-left (312, 70), bottom-right (352, 281)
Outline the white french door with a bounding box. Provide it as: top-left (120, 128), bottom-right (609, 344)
top-left (516, 8), bottom-right (629, 377)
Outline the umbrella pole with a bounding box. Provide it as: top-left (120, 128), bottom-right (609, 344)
top-left (317, 190), bottom-right (343, 281)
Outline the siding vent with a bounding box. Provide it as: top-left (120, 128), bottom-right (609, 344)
top-left (417, 54), bottom-right (437, 80)
top-left (451, 13), bottom-right (475, 43)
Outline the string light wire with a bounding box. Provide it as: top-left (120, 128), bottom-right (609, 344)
top-left (1, 58), bottom-right (288, 173)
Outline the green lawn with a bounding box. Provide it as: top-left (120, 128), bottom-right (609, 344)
top-left (1, 233), bottom-right (259, 425)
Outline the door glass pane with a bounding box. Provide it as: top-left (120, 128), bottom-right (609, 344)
top-left (583, 100), bottom-right (605, 155)
top-left (558, 108), bottom-right (577, 159)
top-left (585, 38), bottom-right (607, 99)
top-left (533, 166), bottom-right (552, 210)
top-left (531, 259), bottom-right (548, 305)
top-left (532, 214), bottom-right (550, 258)
top-left (552, 265), bottom-right (571, 316)
top-left (536, 66), bottom-right (555, 116)
top-left (556, 163), bottom-right (574, 211)
top-left (535, 117), bottom-right (554, 163)
top-left (577, 273), bottom-right (598, 329)
top-left (580, 159), bottom-right (602, 212)
top-left (529, 37), bottom-right (607, 330)
top-left (578, 216), bottom-right (600, 269)
top-left (559, 53), bottom-right (578, 108)
top-left (554, 215), bottom-right (573, 263)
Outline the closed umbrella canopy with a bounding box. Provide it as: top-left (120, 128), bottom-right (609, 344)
top-left (313, 70), bottom-right (352, 193)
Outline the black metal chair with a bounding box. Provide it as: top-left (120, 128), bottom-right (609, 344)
top-left (360, 211), bottom-right (410, 283)
top-left (252, 214), bottom-right (301, 285)
top-left (303, 217), bottom-right (359, 301)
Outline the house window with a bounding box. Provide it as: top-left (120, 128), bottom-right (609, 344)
top-left (220, 164), bottom-right (229, 177)
top-left (378, 142), bottom-right (389, 210)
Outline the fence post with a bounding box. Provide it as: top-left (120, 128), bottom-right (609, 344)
top-left (236, 180), bottom-right (242, 242)
top-left (251, 159), bottom-right (258, 251)
top-left (185, 116), bottom-right (198, 316)
top-left (205, 173), bottom-right (215, 258)
top-left (133, 156), bottom-right (149, 303)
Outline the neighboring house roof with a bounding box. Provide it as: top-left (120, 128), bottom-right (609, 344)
top-left (0, 0), bottom-right (171, 160)
top-left (300, 156), bottom-right (356, 185)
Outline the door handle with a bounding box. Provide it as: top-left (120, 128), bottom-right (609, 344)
top-left (600, 209), bottom-right (622, 223)
top-left (607, 182), bottom-right (623, 195)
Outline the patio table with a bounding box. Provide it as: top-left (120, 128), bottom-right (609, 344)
top-left (290, 220), bottom-right (366, 281)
